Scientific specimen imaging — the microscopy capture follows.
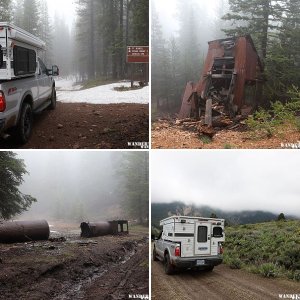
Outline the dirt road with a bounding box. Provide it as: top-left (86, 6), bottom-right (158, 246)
top-left (152, 261), bottom-right (300, 300)
top-left (0, 102), bottom-right (149, 149)
top-left (0, 222), bottom-right (149, 300)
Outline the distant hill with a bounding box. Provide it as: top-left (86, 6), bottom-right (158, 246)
top-left (151, 201), bottom-right (296, 228)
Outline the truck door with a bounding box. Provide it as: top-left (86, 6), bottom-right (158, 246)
top-left (194, 222), bottom-right (211, 256)
top-left (38, 58), bottom-right (52, 100)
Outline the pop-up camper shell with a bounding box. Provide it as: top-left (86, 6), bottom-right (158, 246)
top-left (0, 22), bottom-right (45, 80)
top-left (160, 216), bottom-right (225, 258)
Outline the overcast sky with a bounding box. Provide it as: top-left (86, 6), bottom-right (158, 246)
top-left (151, 151), bottom-right (300, 217)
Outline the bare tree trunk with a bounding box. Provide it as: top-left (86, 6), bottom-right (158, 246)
top-left (89, 0), bottom-right (95, 79)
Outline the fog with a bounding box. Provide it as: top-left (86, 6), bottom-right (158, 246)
top-left (4, 0), bottom-right (149, 79)
top-left (151, 151), bottom-right (300, 217)
top-left (46, 0), bottom-right (76, 29)
top-left (153, 0), bottom-right (225, 39)
top-left (14, 151), bottom-right (148, 223)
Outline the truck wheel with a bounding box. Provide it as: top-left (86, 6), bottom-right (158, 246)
top-left (16, 103), bottom-right (33, 144)
top-left (49, 87), bottom-right (56, 110)
top-left (153, 247), bottom-right (158, 261)
top-left (164, 253), bottom-right (174, 275)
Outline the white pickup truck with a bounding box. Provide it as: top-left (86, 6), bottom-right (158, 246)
top-left (0, 22), bottom-right (59, 143)
top-left (153, 216), bottom-right (225, 274)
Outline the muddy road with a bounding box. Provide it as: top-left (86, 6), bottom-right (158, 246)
top-left (152, 261), bottom-right (300, 300)
top-left (0, 102), bottom-right (148, 149)
top-left (0, 223), bottom-right (149, 300)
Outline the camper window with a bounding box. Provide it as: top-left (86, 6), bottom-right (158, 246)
top-left (197, 226), bottom-right (208, 243)
top-left (212, 227), bottom-right (223, 238)
top-left (13, 46), bottom-right (36, 76)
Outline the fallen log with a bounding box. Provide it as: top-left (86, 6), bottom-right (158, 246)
top-left (0, 220), bottom-right (50, 243)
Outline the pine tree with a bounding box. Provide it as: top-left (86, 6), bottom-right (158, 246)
top-left (0, 0), bottom-right (13, 21)
top-left (277, 213), bottom-right (286, 221)
top-left (0, 152), bottom-right (36, 220)
top-left (22, 0), bottom-right (40, 36)
top-left (151, 4), bottom-right (172, 111)
top-left (38, 0), bottom-right (53, 66)
top-left (13, 0), bottom-right (24, 27)
top-left (176, 0), bottom-right (203, 83)
top-left (119, 152), bottom-right (149, 224)
top-left (222, 0), bottom-right (286, 60)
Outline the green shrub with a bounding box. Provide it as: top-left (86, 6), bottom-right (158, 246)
top-left (246, 93), bottom-right (300, 138)
top-left (259, 263), bottom-right (279, 278)
top-left (293, 270), bottom-right (300, 281)
top-left (228, 257), bottom-right (242, 269)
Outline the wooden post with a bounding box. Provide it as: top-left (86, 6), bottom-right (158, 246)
top-left (131, 64), bottom-right (134, 88)
top-left (205, 98), bottom-right (212, 127)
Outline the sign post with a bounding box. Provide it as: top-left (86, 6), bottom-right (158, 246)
top-left (127, 46), bottom-right (149, 88)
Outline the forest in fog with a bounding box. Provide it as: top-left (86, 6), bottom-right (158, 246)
top-left (2, 151), bottom-right (149, 224)
top-left (0, 0), bottom-right (149, 80)
top-left (152, 0), bottom-right (300, 115)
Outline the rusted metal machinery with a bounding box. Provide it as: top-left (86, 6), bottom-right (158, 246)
top-left (80, 220), bottom-right (129, 238)
top-left (0, 220), bottom-right (50, 243)
top-left (179, 35), bottom-right (264, 123)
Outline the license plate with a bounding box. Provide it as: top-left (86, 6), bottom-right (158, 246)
top-left (196, 259), bottom-right (205, 266)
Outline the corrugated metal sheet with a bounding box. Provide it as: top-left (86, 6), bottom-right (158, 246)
top-left (179, 35), bottom-right (263, 119)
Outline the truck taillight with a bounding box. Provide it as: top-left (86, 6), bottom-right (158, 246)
top-left (0, 91), bottom-right (6, 112)
top-left (175, 245), bottom-right (181, 257)
top-left (219, 244), bottom-right (224, 255)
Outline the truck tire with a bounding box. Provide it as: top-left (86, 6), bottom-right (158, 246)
top-left (16, 102), bottom-right (33, 144)
top-left (49, 87), bottom-right (56, 110)
top-left (153, 247), bottom-right (158, 261)
top-left (164, 253), bottom-right (175, 275)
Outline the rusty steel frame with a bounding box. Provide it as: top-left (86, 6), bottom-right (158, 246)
top-left (80, 220), bottom-right (129, 238)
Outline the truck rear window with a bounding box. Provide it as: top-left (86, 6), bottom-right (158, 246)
top-left (213, 226), bottom-right (223, 237)
top-left (13, 46), bottom-right (36, 76)
top-left (197, 226), bottom-right (207, 242)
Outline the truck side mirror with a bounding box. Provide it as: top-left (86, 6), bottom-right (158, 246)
top-left (52, 65), bottom-right (59, 76)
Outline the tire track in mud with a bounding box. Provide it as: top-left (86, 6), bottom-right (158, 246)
top-left (151, 262), bottom-right (300, 300)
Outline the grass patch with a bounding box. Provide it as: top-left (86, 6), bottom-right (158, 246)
top-left (114, 85), bottom-right (143, 92)
top-left (80, 77), bottom-right (117, 90)
top-left (200, 135), bottom-right (212, 144)
top-left (224, 143), bottom-right (234, 149)
top-left (223, 220), bottom-right (300, 281)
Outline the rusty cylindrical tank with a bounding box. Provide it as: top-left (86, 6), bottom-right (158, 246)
top-left (80, 222), bottom-right (111, 238)
top-left (0, 220), bottom-right (50, 243)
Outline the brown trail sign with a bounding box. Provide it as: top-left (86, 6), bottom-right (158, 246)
top-left (127, 46), bottom-right (149, 87)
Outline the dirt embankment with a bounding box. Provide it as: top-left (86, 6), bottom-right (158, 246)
top-left (0, 102), bottom-right (149, 149)
top-left (152, 119), bottom-right (300, 149)
top-left (152, 261), bottom-right (300, 300)
top-left (0, 223), bottom-right (149, 300)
